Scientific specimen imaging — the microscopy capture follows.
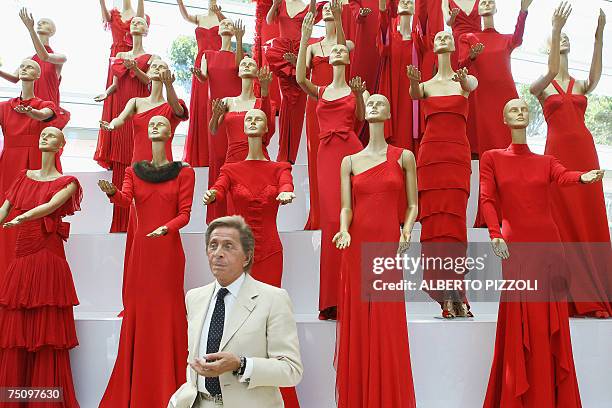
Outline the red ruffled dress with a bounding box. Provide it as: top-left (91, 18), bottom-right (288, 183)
top-left (223, 97), bottom-right (274, 164)
top-left (31, 45), bottom-right (71, 130)
top-left (480, 143), bottom-right (583, 407)
top-left (183, 26), bottom-right (222, 167)
top-left (0, 171), bottom-right (82, 408)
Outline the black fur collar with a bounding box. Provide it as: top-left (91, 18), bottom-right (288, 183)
top-left (132, 161), bottom-right (188, 183)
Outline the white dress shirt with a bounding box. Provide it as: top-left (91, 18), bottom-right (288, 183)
top-left (197, 273), bottom-right (253, 394)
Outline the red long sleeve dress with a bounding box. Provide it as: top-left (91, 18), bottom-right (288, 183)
top-left (0, 171), bottom-right (82, 408)
top-left (99, 164), bottom-right (195, 408)
top-left (183, 26), bottom-right (222, 167)
top-left (480, 143), bottom-right (583, 407)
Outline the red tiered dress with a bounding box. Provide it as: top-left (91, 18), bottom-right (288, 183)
top-left (223, 97), bottom-right (274, 164)
top-left (0, 171), bottom-right (82, 408)
top-left (544, 79), bottom-right (612, 318)
top-left (183, 26), bottom-right (222, 167)
top-left (99, 165), bottom-right (195, 408)
top-left (32, 45), bottom-right (71, 130)
top-left (335, 145), bottom-right (416, 408)
top-left (97, 54), bottom-right (152, 233)
top-left (480, 143), bottom-right (583, 407)
top-left (418, 95), bottom-right (471, 305)
top-left (316, 87), bottom-right (363, 319)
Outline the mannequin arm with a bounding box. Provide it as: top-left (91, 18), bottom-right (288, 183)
top-left (164, 168), bottom-right (195, 232)
top-left (161, 73), bottom-right (186, 117)
top-left (15, 106), bottom-right (55, 122)
top-left (99, 0), bottom-right (112, 23)
top-left (137, 0), bottom-right (145, 18)
top-left (108, 169), bottom-right (135, 207)
top-left (0, 69), bottom-right (19, 84)
top-left (478, 152), bottom-right (503, 239)
top-left (234, 20), bottom-right (245, 66)
top-left (131, 63), bottom-right (151, 85)
top-left (200, 54), bottom-right (209, 79)
top-left (550, 158), bottom-right (584, 186)
top-left (3, 183), bottom-right (77, 228)
top-left (407, 65), bottom-right (424, 99)
top-left (332, 0), bottom-right (347, 46)
top-left (267, 0), bottom-right (282, 24)
top-left (177, 0), bottom-right (198, 24)
top-left (96, 76), bottom-right (118, 101)
top-left (210, 170), bottom-right (231, 202)
top-left (308, 0), bottom-right (317, 15)
top-left (334, 156), bottom-right (354, 248)
top-left (297, 14), bottom-right (318, 98)
top-left (208, 98), bottom-right (227, 135)
top-left (401, 150), bottom-right (418, 235)
top-left (0, 200), bottom-right (13, 225)
top-left (583, 10), bottom-right (605, 94)
top-left (509, 10), bottom-right (528, 50)
top-left (104, 98), bottom-right (137, 130)
top-left (26, 28), bottom-right (67, 65)
top-left (278, 165), bottom-right (294, 193)
top-left (442, 0), bottom-right (459, 26)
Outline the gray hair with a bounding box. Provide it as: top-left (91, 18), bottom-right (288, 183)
top-left (205, 215), bottom-right (255, 271)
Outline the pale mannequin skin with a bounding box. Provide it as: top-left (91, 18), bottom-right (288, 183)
top-left (0, 9), bottom-right (65, 84)
top-left (94, 17), bottom-right (160, 102)
top-left (209, 58), bottom-right (273, 135)
top-left (193, 18), bottom-right (245, 82)
top-left (442, 0), bottom-right (477, 27)
top-left (99, 60), bottom-right (185, 131)
top-left (332, 94), bottom-right (418, 254)
top-left (177, 0), bottom-right (226, 28)
top-left (491, 99), bottom-right (605, 260)
top-left (97, 116), bottom-right (179, 238)
top-left (0, 127), bottom-right (78, 228)
top-left (98, 0), bottom-right (145, 24)
top-left (11, 59), bottom-right (55, 121)
top-left (297, 12), bottom-right (368, 122)
top-left (204, 109), bottom-right (296, 205)
top-left (379, 0), bottom-right (415, 41)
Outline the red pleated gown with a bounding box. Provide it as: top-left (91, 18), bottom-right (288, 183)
top-left (544, 79), bottom-right (612, 318)
top-left (480, 143), bottom-right (583, 407)
top-left (0, 171), bottom-right (82, 408)
top-left (183, 26), bottom-right (222, 167)
top-left (99, 165), bottom-right (195, 408)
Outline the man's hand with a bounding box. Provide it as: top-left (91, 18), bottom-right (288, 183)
top-left (190, 352), bottom-right (241, 377)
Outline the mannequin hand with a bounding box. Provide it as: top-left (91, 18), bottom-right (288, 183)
top-left (552, 1), bottom-right (571, 32)
top-left (332, 230), bottom-right (351, 249)
top-left (273, 0), bottom-right (282, 6)
top-left (520, 0), bottom-right (534, 12)
top-left (191, 352), bottom-right (241, 377)
top-left (233, 19), bottom-right (245, 40)
top-left (13, 105), bottom-right (33, 115)
top-left (209, 4), bottom-right (222, 16)
top-left (97, 180), bottom-right (117, 196)
top-left (452, 67), bottom-right (469, 85)
top-left (257, 66), bottom-right (273, 90)
top-left (580, 170), bottom-right (604, 184)
top-left (191, 67), bottom-right (206, 82)
top-left (596, 9), bottom-right (606, 40)
top-left (203, 190), bottom-right (217, 205)
top-left (406, 65), bottom-right (421, 82)
top-left (491, 238), bottom-right (510, 259)
top-left (94, 92), bottom-right (109, 102)
top-left (331, 0), bottom-right (343, 20)
top-left (159, 69), bottom-right (176, 86)
top-left (359, 8), bottom-right (372, 18)
top-left (19, 8), bottom-right (35, 31)
top-left (211, 99), bottom-right (228, 118)
top-left (99, 120), bottom-right (115, 131)
top-left (349, 76), bottom-right (366, 95)
top-left (147, 225), bottom-right (168, 238)
top-left (3, 215), bottom-right (27, 229)
top-left (301, 12), bottom-right (315, 39)
top-left (276, 191), bottom-right (296, 205)
top-left (123, 59), bottom-right (137, 70)
top-left (469, 43), bottom-right (484, 60)
top-left (283, 52), bottom-right (298, 66)
top-left (398, 228), bottom-right (411, 254)
top-left (448, 8), bottom-right (460, 26)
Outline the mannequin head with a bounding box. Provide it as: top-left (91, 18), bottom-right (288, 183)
top-left (433, 31), bottom-right (455, 54)
top-left (244, 109), bottom-right (268, 137)
top-left (219, 19), bottom-right (235, 36)
top-left (329, 44), bottom-right (350, 66)
top-left (148, 116), bottom-right (172, 142)
top-left (503, 99), bottom-right (530, 129)
top-left (397, 0), bottom-right (415, 16)
top-left (322, 2), bottom-right (334, 21)
top-left (18, 59), bottom-right (41, 81)
top-left (39, 127), bottom-right (65, 152)
top-left (130, 16), bottom-right (149, 36)
top-left (547, 32), bottom-right (571, 55)
top-left (36, 18), bottom-right (56, 37)
top-left (478, 0), bottom-right (497, 17)
top-left (238, 56), bottom-right (258, 79)
top-left (147, 59), bottom-right (169, 81)
top-left (365, 94), bottom-right (391, 122)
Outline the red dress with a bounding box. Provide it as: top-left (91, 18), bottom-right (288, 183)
top-left (183, 26), bottom-right (222, 167)
top-left (418, 96), bottom-right (471, 305)
top-left (316, 87), bottom-right (363, 319)
top-left (31, 46), bottom-right (71, 130)
top-left (0, 171), bottom-right (82, 408)
top-left (543, 79), bottom-right (612, 318)
top-left (336, 145), bottom-right (415, 408)
top-left (97, 54), bottom-right (152, 233)
top-left (100, 164), bottom-right (195, 408)
top-left (480, 143), bottom-right (583, 407)
top-left (350, 0), bottom-right (382, 93)
top-left (417, 0), bottom-right (444, 81)
top-left (223, 97), bottom-right (274, 164)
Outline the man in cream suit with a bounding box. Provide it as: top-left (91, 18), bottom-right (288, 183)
top-left (169, 215), bottom-right (303, 408)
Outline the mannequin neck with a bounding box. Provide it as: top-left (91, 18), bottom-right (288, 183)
top-left (365, 122), bottom-right (387, 151)
top-left (149, 81), bottom-right (165, 103)
top-left (40, 151), bottom-right (59, 175)
top-left (398, 14), bottom-right (412, 38)
top-left (21, 80), bottom-right (36, 100)
top-left (436, 52), bottom-right (454, 77)
top-left (131, 35), bottom-right (145, 54)
top-left (221, 35), bottom-right (232, 51)
top-left (557, 54), bottom-right (570, 81)
top-left (151, 140), bottom-right (170, 166)
top-left (331, 64), bottom-right (347, 86)
top-left (37, 33), bottom-right (50, 46)
top-left (240, 77), bottom-right (255, 99)
top-left (324, 20), bottom-right (337, 41)
top-left (246, 136), bottom-right (268, 160)
top-left (510, 127), bottom-right (527, 144)
top-left (482, 15), bottom-right (495, 30)
top-left (123, 0), bottom-right (133, 12)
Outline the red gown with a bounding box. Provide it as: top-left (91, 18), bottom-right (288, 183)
top-left (0, 171), bottom-right (82, 408)
top-left (418, 95), bottom-right (471, 305)
top-left (543, 79), bottom-right (612, 318)
top-left (316, 87), bottom-right (363, 319)
top-left (223, 97), bottom-right (274, 164)
top-left (480, 143), bottom-right (583, 407)
top-left (99, 164), bottom-right (195, 408)
top-left (417, 0), bottom-right (444, 81)
top-left (31, 45), bottom-right (71, 130)
top-left (97, 54), bottom-right (152, 233)
top-left (183, 26), bottom-right (222, 167)
top-left (336, 145), bottom-right (416, 408)
top-left (253, 0), bottom-right (283, 111)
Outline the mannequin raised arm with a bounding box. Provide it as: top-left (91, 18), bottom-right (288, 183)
top-left (267, 0), bottom-right (282, 24)
top-left (137, 0), bottom-right (145, 18)
top-left (581, 9), bottom-right (605, 94)
top-left (297, 12), bottom-right (319, 98)
top-left (177, 0), bottom-right (198, 24)
top-left (99, 0), bottom-right (112, 23)
top-left (19, 9), bottom-right (67, 65)
top-left (442, 0), bottom-right (460, 26)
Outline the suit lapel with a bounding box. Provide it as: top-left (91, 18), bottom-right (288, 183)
top-left (188, 284), bottom-right (215, 384)
top-left (219, 274), bottom-right (259, 351)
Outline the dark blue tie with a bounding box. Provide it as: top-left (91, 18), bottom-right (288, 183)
top-left (205, 287), bottom-right (230, 396)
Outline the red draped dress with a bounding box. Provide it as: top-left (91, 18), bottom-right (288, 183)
top-left (316, 87), bottom-right (363, 319)
top-left (183, 26), bottom-right (222, 167)
top-left (100, 165), bottom-right (195, 408)
top-left (543, 79), bottom-right (612, 318)
top-left (223, 97), bottom-right (274, 164)
top-left (31, 45), bottom-right (71, 130)
top-left (205, 50), bottom-right (242, 224)
top-left (0, 171), bottom-right (82, 408)
top-left (418, 95), bottom-right (471, 305)
top-left (480, 143), bottom-right (583, 408)
top-left (336, 145), bottom-right (416, 408)
top-left (210, 160), bottom-right (301, 408)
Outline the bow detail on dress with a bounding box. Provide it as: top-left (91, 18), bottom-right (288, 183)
top-left (319, 127), bottom-right (353, 144)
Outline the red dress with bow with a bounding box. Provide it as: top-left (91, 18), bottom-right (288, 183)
top-left (100, 165), bottom-right (195, 408)
top-left (480, 143), bottom-right (583, 407)
top-left (316, 87), bottom-right (363, 319)
top-left (543, 79), bottom-right (612, 318)
top-left (183, 26), bottom-right (222, 167)
top-left (0, 171), bottom-right (82, 408)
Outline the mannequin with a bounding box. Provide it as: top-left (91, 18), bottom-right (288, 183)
top-left (408, 31), bottom-right (477, 318)
top-left (480, 98), bottom-right (603, 407)
top-left (179, 0), bottom-right (226, 167)
top-left (203, 109), bottom-right (301, 408)
top-left (333, 94), bottom-right (417, 407)
top-left (531, 6), bottom-right (611, 318)
top-left (94, 16), bottom-right (157, 232)
top-left (209, 59), bottom-right (275, 163)
top-left (416, 0), bottom-right (444, 82)
top-left (297, 12), bottom-right (366, 320)
top-left (304, 0), bottom-right (353, 230)
top-left (98, 116), bottom-right (195, 408)
top-left (0, 127), bottom-right (81, 408)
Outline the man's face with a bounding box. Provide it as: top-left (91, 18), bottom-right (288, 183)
top-left (207, 227), bottom-right (249, 285)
